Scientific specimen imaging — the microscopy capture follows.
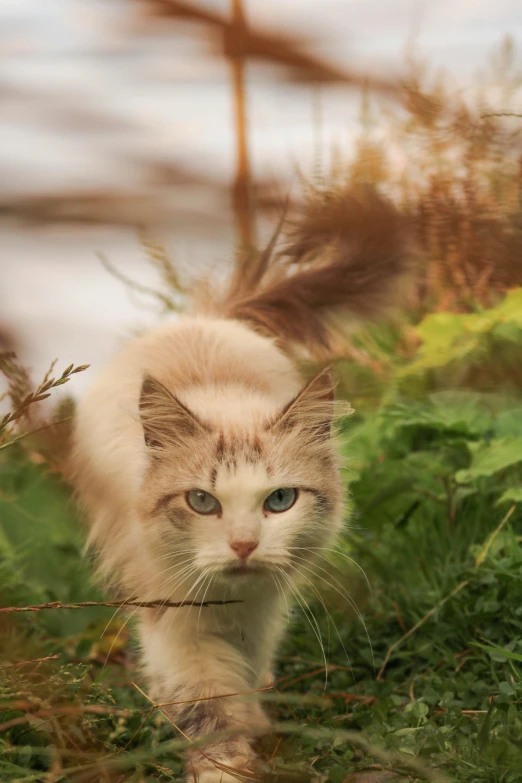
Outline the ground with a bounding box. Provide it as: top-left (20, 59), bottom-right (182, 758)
top-left (2, 377), bottom-right (522, 782)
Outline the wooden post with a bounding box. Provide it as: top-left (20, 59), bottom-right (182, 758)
top-left (229, 0), bottom-right (255, 248)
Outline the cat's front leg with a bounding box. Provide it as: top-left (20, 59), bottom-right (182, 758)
top-left (142, 625), bottom-right (269, 782)
top-left (181, 688), bottom-right (270, 783)
top-left (186, 744), bottom-right (256, 783)
top-left (165, 677), bottom-right (268, 782)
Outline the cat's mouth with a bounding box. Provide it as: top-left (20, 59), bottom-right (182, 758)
top-left (224, 562), bottom-right (265, 577)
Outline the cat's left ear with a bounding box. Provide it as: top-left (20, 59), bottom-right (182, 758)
top-left (270, 366), bottom-right (335, 439)
top-left (139, 374), bottom-right (208, 451)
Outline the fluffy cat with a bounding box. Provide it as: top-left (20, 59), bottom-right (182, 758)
top-left (72, 187), bottom-right (411, 781)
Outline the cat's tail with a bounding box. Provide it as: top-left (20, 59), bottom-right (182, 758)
top-left (217, 183), bottom-right (415, 360)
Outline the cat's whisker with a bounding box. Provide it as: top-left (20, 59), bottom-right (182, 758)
top-left (291, 553), bottom-right (361, 609)
top-left (154, 563), bottom-right (203, 609)
top-left (103, 562), bottom-right (200, 656)
top-left (290, 568), bottom-right (357, 688)
top-left (180, 566), bottom-right (210, 636)
top-left (290, 546), bottom-right (372, 594)
top-left (148, 561), bottom-right (199, 601)
top-left (290, 554), bottom-right (374, 669)
top-left (100, 561), bottom-right (201, 667)
top-left (197, 570), bottom-right (215, 638)
top-left (272, 571), bottom-right (291, 621)
top-left (280, 573), bottom-right (329, 689)
top-left (151, 549), bottom-right (199, 566)
top-left (150, 562), bottom-right (201, 624)
top-left (146, 558), bottom-right (200, 601)
top-left (99, 550), bottom-right (198, 640)
top-left (99, 556), bottom-right (195, 650)
top-left (277, 567), bottom-right (329, 689)
top-left (291, 554), bottom-right (369, 627)
top-left (164, 567), bottom-right (212, 636)
top-left (148, 566), bottom-right (202, 638)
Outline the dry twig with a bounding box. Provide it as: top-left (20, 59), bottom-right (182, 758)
top-left (0, 598), bottom-right (242, 614)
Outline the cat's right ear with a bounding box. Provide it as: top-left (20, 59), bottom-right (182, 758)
top-left (139, 375), bottom-right (207, 451)
top-left (269, 366), bottom-right (335, 440)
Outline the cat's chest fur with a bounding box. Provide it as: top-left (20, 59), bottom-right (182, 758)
top-left (143, 586), bottom-right (286, 681)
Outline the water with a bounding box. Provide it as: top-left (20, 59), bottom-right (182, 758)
top-left (1, 0), bottom-right (520, 392)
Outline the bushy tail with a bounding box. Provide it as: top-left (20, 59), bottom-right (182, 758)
top-left (220, 183), bottom-right (415, 359)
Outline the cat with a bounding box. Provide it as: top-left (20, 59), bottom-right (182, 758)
top-left (72, 187), bottom-right (412, 781)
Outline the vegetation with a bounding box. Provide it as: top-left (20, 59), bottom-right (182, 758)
top-left (1, 42), bottom-right (522, 783)
top-left (1, 286), bottom-right (522, 782)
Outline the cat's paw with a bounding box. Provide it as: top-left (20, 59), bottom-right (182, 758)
top-left (188, 756), bottom-right (254, 783)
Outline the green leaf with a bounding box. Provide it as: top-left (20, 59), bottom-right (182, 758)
top-left (384, 392), bottom-right (494, 437)
top-left (399, 289), bottom-right (522, 382)
top-left (490, 287), bottom-right (522, 326)
top-left (478, 703), bottom-right (494, 750)
top-left (496, 487), bottom-right (522, 505)
top-left (455, 437), bottom-right (522, 483)
top-left (400, 312), bottom-right (479, 376)
top-left (471, 642), bottom-right (522, 664)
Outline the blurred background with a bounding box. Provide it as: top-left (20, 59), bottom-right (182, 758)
top-left (1, 0), bottom-right (521, 390)
top-left (2, 6), bottom-right (522, 780)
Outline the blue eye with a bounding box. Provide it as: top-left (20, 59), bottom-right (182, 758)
top-left (264, 488), bottom-right (298, 513)
top-left (186, 490), bottom-right (221, 515)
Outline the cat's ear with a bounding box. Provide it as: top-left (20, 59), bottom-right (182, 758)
top-left (139, 375), bottom-right (207, 451)
top-left (270, 366), bottom-right (335, 439)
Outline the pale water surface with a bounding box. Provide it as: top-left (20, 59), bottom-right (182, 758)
top-left (0, 0), bottom-right (520, 393)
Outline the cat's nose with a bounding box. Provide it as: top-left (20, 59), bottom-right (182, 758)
top-left (229, 540), bottom-right (258, 561)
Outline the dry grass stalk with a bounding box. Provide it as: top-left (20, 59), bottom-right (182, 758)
top-left (0, 598), bottom-right (242, 614)
top-left (0, 357), bottom-right (89, 437)
top-left (137, 229), bottom-right (188, 298)
top-left (346, 44), bottom-right (522, 312)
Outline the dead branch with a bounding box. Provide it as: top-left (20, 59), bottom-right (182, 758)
top-left (0, 598), bottom-right (242, 614)
top-left (140, 0), bottom-right (399, 92)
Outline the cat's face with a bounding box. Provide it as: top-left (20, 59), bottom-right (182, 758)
top-left (137, 370), bottom-right (344, 585)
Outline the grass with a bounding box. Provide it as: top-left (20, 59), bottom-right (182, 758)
top-left (1, 40), bottom-right (522, 780)
top-left (1, 333), bottom-right (522, 781)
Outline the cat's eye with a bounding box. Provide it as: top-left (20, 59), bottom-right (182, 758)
top-left (186, 489), bottom-right (221, 515)
top-left (264, 488), bottom-right (298, 513)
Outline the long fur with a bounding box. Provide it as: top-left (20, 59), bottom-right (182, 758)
top-left (220, 183), bottom-right (414, 358)
top-left (71, 184), bottom-right (412, 782)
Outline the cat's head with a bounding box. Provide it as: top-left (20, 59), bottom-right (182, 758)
top-left (136, 368), bottom-right (345, 585)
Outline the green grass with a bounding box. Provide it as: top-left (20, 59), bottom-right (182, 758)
top-left (3, 37), bottom-right (522, 779)
top-left (1, 378), bottom-right (522, 782)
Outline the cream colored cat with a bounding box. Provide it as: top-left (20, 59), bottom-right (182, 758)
top-left (72, 188), bottom-right (411, 781)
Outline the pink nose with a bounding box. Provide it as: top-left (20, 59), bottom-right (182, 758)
top-left (229, 540), bottom-right (258, 561)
